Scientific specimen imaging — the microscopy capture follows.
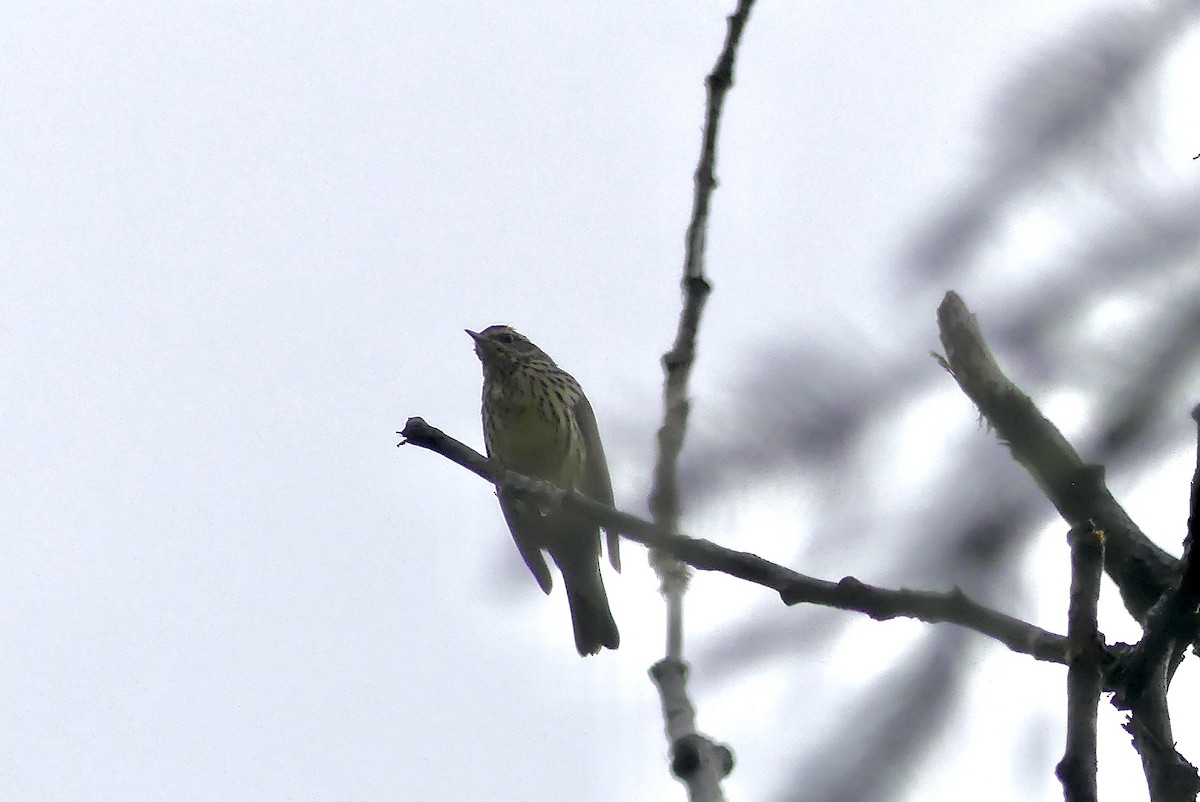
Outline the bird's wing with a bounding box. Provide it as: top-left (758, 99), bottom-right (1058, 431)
top-left (498, 489), bottom-right (554, 593)
top-left (575, 394), bottom-right (620, 572)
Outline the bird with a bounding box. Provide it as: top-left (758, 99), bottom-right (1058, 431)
top-left (467, 324), bottom-right (620, 655)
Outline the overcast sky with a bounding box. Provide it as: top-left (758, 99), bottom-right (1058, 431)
top-left (3, 2), bottom-right (1200, 800)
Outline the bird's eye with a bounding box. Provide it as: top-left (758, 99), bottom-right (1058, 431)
top-left (497, 332), bottom-right (515, 345)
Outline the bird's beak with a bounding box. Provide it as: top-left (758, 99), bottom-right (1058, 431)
top-left (466, 328), bottom-right (491, 361)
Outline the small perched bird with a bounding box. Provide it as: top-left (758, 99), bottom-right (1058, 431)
top-left (467, 324), bottom-right (620, 655)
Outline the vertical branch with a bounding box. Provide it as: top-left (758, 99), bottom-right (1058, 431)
top-left (1116, 405), bottom-right (1200, 700)
top-left (1056, 523), bottom-right (1105, 802)
top-left (1178, 402), bottom-right (1200, 620)
top-left (648, 2), bottom-right (756, 799)
top-left (1111, 405), bottom-right (1200, 802)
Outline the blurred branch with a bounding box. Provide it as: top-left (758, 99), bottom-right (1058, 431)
top-left (781, 628), bottom-right (971, 802)
top-left (1100, 301), bottom-right (1200, 455)
top-left (908, 5), bottom-right (1189, 281)
top-left (650, 659), bottom-right (734, 800)
top-left (934, 291), bottom-right (1177, 623)
top-left (1055, 523), bottom-right (1105, 802)
top-left (399, 417), bottom-right (1087, 668)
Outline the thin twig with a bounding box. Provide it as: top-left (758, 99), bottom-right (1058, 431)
top-left (935, 291), bottom-right (1177, 624)
top-left (648, 5), bottom-right (755, 797)
top-left (399, 417), bottom-right (1086, 668)
top-left (1056, 523), bottom-right (1105, 802)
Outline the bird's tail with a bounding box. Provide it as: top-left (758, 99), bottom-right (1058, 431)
top-left (561, 560), bottom-right (619, 656)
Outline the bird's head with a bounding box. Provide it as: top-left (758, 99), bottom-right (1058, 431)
top-left (466, 325), bottom-right (552, 371)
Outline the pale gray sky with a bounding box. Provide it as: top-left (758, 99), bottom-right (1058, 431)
top-left (3, 2), bottom-right (1198, 800)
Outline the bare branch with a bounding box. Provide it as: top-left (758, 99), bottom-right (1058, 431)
top-left (935, 291), bottom-right (1177, 624)
top-left (399, 417), bottom-right (1081, 668)
top-left (1056, 523), bottom-right (1105, 802)
top-left (1121, 678), bottom-right (1200, 802)
top-left (397, 417), bottom-right (492, 481)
